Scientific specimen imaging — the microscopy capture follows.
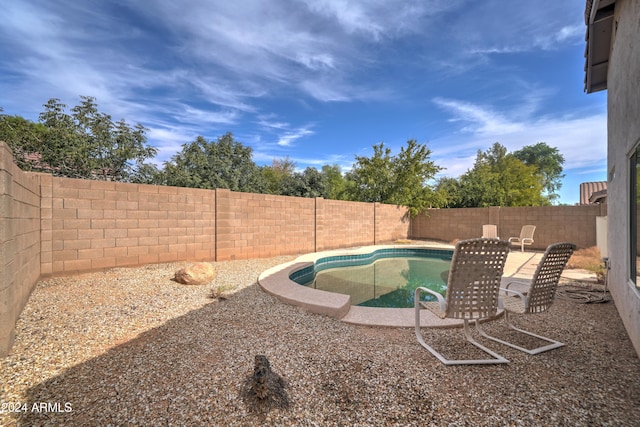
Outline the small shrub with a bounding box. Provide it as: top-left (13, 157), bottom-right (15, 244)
top-left (209, 283), bottom-right (236, 300)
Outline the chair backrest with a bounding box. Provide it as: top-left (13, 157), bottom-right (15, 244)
top-left (520, 225), bottom-right (536, 240)
top-left (444, 238), bottom-right (510, 320)
top-left (482, 224), bottom-right (498, 239)
top-left (527, 242), bottom-right (576, 313)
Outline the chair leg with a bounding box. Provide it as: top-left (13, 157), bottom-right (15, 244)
top-left (475, 312), bottom-right (565, 355)
top-left (415, 313), bottom-right (509, 365)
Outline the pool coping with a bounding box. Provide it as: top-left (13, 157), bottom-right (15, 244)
top-left (258, 242), bottom-right (502, 328)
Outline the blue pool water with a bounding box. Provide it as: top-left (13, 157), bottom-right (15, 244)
top-left (289, 248), bottom-right (452, 308)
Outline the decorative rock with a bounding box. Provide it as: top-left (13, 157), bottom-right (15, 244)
top-left (253, 355), bottom-right (271, 399)
top-left (174, 262), bottom-right (216, 285)
top-left (241, 354), bottom-right (289, 411)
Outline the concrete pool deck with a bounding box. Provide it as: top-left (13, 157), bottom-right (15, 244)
top-left (257, 242), bottom-right (595, 328)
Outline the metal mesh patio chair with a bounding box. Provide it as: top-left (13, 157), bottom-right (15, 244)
top-left (476, 242), bottom-right (576, 355)
top-left (482, 224), bottom-right (499, 239)
top-left (508, 225), bottom-right (536, 252)
top-left (414, 238), bottom-right (510, 365)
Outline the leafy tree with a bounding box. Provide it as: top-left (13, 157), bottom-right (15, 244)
top-left (455, 143), bottom-right (546, 207)
top-left (1, 98), bottom-right (157, 181)
top-left (0, 111), bottom-right (47, 171)
top-left (280, 167), bottom-right (328, 198)
top-left (345, 142), bottom-right (394, 203)
top-left (261, 157), bottom-right (297, 194)
top-left (389, 140), bottom-right (442, 211)
top-left (130, 162), bottom-right (164, 185)
top-left (345, 139), bottom-right (442, 215)
top-left (321, 164), bottom-right (349, 200)
top-left (433, 177), bottom-right (463, 208)
top-left (513, 142), bottom-right (565, 203)
top-left (163, 132), bottom-right (267, 192)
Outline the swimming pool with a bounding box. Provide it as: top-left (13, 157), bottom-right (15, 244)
top-left (289, 248), bottom-right (452, 308)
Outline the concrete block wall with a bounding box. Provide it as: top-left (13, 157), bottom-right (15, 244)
top-left (411, 205), bottom-right (608, 250)
top-left (43, 177), bottom-right (217, 276)
top-left (0, 142), bottom-right (41, 356)
top-left (411, 207), bottom-right (490, 243)
top-left (315, 199), bottom-right (375, 251)
top-left (374, 203), bottom-right (411, 243)
top-left (498, 205), bottom-right (607, 250)
top-left (215, 189), bottom-right (315, 260)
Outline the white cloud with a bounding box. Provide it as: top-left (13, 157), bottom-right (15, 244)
top-left (555, 24), bottom-right (585, 43)
top-left (432, 97), bottom-right (607, 177)
top-left (451, 1), bottom-right (585, 57)
top-left (277, 128), bottom-right (315, 147)
top-left (146, 125), bottom-right (202, 165)
top-left (433, 98), bottom-right (526, 136)
top-left (302, 0), bottom-right (457, 39)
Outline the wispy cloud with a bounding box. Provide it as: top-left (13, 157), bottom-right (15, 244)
top-left (433, 98), bottom-right (526, 136)
top-left (451, 1), bottom-right (585, 57)
top-left (432, 97), bottom-right (607, 177)
top-left (277, 128), bottom-right (315, 147)
top-left (301, 0), bottom-right (448, 40)
top-left (0, 0), bottom-right (605, 204)
top-left (257, 118), bottom-right (316, 147)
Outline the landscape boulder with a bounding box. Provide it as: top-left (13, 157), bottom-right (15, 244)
top-left (174, 262), bottom-right (216, 285)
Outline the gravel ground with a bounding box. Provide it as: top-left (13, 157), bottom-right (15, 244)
top-left (1, 255), bottom-right (639, 426)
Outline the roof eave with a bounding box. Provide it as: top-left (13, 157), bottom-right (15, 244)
top-left (584, 0), bottom-right (616, 93)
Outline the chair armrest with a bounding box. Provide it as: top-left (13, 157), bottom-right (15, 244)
top-left (504, 280), bottom-right (529, 290)
top-left (414, 286), bottom-right (446, 312)
top-left (507, 237), bottom-right (518, 243)
top-left (522, 238), bottom-right (533, 244)
top-left (500, 287), bottom-right (528, 307)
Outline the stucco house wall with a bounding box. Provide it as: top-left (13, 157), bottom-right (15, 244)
top-left (590, 0), bottom-right (640, 356)
top-left (608, 0), bottom-right (640, 355)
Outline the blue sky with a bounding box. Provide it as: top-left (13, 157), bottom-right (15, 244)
top-left (0, 0), bottom-right (606, 204)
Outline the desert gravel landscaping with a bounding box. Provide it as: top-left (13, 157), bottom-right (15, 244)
top-left (1, 254), bottom-right (640, 426)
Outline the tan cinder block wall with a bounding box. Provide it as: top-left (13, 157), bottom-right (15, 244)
top-left (374, 203), bottom-right (410, 243)
top-left (411, 205), bottom-right (608, 250)
top-left (0, 142), bottom-right (41, 356)
top-left (410, 207), bottom-right (491, 243)
top-left (43, 177), bottom-right (216, 276)
top-left (316, 199), bottom-right (375, 251)
top-left (215, 189), bottom-right (315, 260)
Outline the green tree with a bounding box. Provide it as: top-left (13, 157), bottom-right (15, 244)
top-left (280, 167), bottom-right (328, 198)
top-left (345, 143), bottom-right (393, 202)
top-left (0, 110), bottom-right (47, 171)
top-left (261, 157), bottom-right (297, 194)
top-left (163, 132), bottom-right (266, 192)
top-left (513, 142), bottom-right (565, 204)
top-left (345, 139), bottom-right (442, 215)
top-left (389, 140), bottom-right (442, 211)
top-left (456, 143), bottom-right (546, 207)
top-left (321, 164), bottom-right (349, 200)
top-left (37, 97), bottom-right (157, 181)
top-left (433, 177), bottom-right (463, 208)
top-left (130, 162), bottom-right (164, 185)
top-left (1, 98), bottom-right (157, 181)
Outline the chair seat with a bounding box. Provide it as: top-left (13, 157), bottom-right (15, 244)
top-left (501, 295), bottom-right (527, 314)
top-left (421, 301), bottom-right (497, 320)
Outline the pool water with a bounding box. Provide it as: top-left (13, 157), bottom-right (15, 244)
top-left (296, 254), bottom-right (451, 308)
